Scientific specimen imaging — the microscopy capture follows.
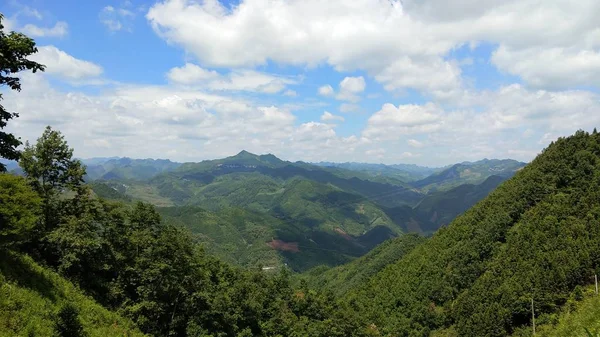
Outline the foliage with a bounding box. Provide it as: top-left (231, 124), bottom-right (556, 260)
top-left (346, 130), bottom-right (600, 336)
top-left (83, 151), bottom-right (517, 271)
top-left (303, 233), bottom-right (426, 296)
top-left (55, 303), bottom-right (88, 337)
top-left (0, 173), bottom-right (40, 245)
top-left (20, 126), bottom-right (86, 231)
top-left (0, 13), bottom-right (45, 170)
top-left (412, 158), bottom-right (525, 193)
top-left (0, 250), bottom-right (144, 337)
top-left (414, 175), bottom-right (507, 232)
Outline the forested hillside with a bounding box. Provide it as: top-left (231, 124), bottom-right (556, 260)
top-left (0, 126), bottom-right (374, 337)
top-left (344, 130), bottom-right (600, 336)
top-left (87, 151), bottom-right (518, 269)
top-left (411, 159), bottom-right (525, 192)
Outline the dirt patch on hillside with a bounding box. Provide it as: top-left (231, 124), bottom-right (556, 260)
top-left (334, 227), bottom-right (353, 241)
top-left (267, 240), bottom-right (300, 252)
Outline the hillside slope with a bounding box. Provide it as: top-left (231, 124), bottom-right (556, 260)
top-left (0, 250), bottom-right (144, 337)
top-left (347, 130), bottom-right (600, 336)
top-left (412, 158), bottom-right (525, 192)
top-left (414, 175), bottom-right (508, 231)
top-left (303, 233), bottom-right (426, 296)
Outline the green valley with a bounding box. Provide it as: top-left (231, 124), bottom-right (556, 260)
top-left (2, 13), bottom-right (599, 337)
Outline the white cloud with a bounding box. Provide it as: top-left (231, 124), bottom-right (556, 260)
top-left (146, 0), bottom-right (600, 93)
top-left (283, 89), bottom-right (297, 97)
top-left (321, 111), bottom-right (345, 122)
top-left (375, 57), bottom-right (462, 100)
top-left (365, 148), bottom-right (385, 159)
top-left (30, 46), bottom-right (103, 80)
top-left (2, 16), bottom-right (16, 32)
top-left (5, 72), bottom-right (600, 166)
top-left (336, 76), bottom-right (365, 102)
top-left (363, 103), bottom-right (442, 140)
top-left (167, 64), bottom-right (296, 94)
top-left (21, 21), bottom-right (68, 37)
top-left (292, 122), bottom-right (336, 142)
top-left (20, 7), bottom-right (43, 20)
top-left (100, 5), bottom-right (136, 32)
top-left (492, 46), bottom-right (600, 89)
top-left (318, 85), bottom-right (334, 97)
top-left (407, 139), bottom-right (424, 148)
top-left (399, 151), bottom-right (417, 159)
top-left (166, 63), bottom-right (220, 83)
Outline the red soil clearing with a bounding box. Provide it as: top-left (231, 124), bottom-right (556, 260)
top-left (267, 240), bottom-right (300, 252)
top-left (334, 228), bottom-right (353, 241)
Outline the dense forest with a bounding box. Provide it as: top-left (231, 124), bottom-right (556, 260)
top-left (2, 13), bottom-right (600, 337)
top-left (76, 152), bottom-right (520, 271)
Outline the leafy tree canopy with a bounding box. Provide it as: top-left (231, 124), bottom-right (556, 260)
top-left (0, 13), bottom-right (45, 170)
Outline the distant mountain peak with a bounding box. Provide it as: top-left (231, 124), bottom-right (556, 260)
top-left (236, 150), bottom-right (254, 156)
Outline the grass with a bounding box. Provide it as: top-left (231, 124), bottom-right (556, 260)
top-left (537, 287), bottom-right (600, 337)
top-left (0, 250), bottom-right (145, 337)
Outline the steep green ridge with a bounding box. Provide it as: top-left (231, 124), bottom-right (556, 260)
top-left (414, 175), bottom-right (508, 231)
top-left (346, 130), bottom-right (600, 336)
top-left (302, 233), bottom-right (426, 296)
top-left (412, 158), bottom-right (525, 192)
top-left (159, 200), bottom-right (398, 271)
top-left (0, 250), bottom-right (144, 337)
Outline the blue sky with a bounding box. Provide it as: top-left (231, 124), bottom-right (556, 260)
top-left (1, 0), bottom-right (599, 166)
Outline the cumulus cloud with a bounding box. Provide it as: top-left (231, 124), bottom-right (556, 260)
top-left (321, 111), bottom-right (345, 123)
top-left (4, 75), bottom-right (301, 161)
top-left (146, 0), bottom-right (600, 93)
top-left (5, 73), bottom-right (600, 165)
top-left (492, 46), bottom-right (600, 89)
top-left (407, 139), bottom-right (424, 148)
top-left (318, 85), bottom-right (334, 97)
top-left (336, 76), bottom-right (365, 102)
top-left (21, 21), bottom-right (68, 37)
top-left (30, 46), bottom-right (103, 80)
top-left (166, 63), bottom-right (220, 83)
top-left (363, 103), bottom-right (442, 140)
top-left (365, 148), bottom-right (386, 159)
top-left (167, 63), bottom-right (296, 93)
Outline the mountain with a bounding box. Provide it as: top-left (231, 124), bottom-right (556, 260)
top-left (159, 205), bottom-right (397, 271)
top-left (302, 233), bottom-right (426, 296)
top-left (82, 157), bottom-right (182, 181)
top-left (0, 159), bottom-right (21, 173)
top-left (313, 161), bottom-right (438, 183)
top-left (411, 158), bottom-right (526, 192)
top-left (341, 130), bottom-right (600, 336)
top-left (0, 250), bottom-right (144, 336)
top-left (88, 151), bottom-right (525, 271)
top-left (414, 174), bottom-right (508, 231)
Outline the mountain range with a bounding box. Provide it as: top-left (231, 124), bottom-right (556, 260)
top-left (86, 151), bottom-right (525, 271)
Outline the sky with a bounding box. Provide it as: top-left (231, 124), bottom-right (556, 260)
top-left (0, 0), bottom-right (599, 166)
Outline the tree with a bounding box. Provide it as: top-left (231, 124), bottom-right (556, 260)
top-left (0, 13), bottom-right (45, 171)
top-left (0, 173), bottom-right (41, 246)
top-left (55, 303), bottom-right (87, 337)
top-left (19, 126), bottom-right (86, 230)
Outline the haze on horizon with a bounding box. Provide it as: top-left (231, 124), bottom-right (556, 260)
top-left (1, 0), bottom-right (599, 166)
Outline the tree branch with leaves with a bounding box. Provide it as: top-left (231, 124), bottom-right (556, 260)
top-left (0, 13), bottom-right (45, 171)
